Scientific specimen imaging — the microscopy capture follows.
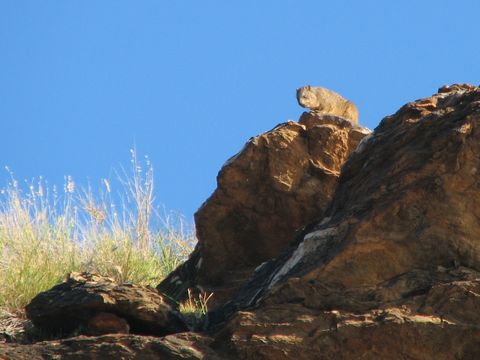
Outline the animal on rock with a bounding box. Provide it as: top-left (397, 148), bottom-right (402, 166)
top-left (296, 85), bottom-right (359, 124)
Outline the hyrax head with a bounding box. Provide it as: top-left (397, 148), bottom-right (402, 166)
top-left (296, 85), bottom-right (317, 109)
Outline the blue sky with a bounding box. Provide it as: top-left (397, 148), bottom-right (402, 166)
top-left (1, 1), bottom-right (479, 220)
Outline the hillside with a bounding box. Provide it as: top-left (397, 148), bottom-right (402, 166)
top-left (2, 84), bottom-right (480, 359)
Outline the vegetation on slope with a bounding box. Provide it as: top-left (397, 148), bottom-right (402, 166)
top-left (0, 150), bottom-right (196, 311)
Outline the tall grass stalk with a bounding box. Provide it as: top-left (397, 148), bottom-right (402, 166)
top-left (0, 151), bottom-right (195, 310)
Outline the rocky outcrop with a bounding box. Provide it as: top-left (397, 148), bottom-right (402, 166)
top-left (158, 114), bottom-right (369, 306)
top-left (210, 84), bottom-right (480, 358)
top-left (215, 268), bottom-right (480, 359)
top-left (234, 83), bottom-right (480, 305)
top-left (26, 272), bottom-right (187, 337)
top-left (217, 305), bottom-right (480, 359)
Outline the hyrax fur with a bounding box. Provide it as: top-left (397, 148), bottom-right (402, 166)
top-left (296, 86), bottom-right (359, 124)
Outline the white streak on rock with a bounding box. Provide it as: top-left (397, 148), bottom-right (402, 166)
top-left (319, 217), bottom-right (331, 226)
top-left (255, 261), bottom-right (268, 273)
top-left (303, 227), bottom-right (337, 241)
top-left (268, 227), bottom-right (338, 288)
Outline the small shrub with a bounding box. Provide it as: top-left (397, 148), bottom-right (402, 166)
top-left (179, 288), bottom-right (213, 330)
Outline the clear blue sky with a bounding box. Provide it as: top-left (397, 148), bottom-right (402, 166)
top-left (1, 1), bottom-right (479, 220)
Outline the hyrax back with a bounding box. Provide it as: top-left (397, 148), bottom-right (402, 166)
top-left (296, 86), bottom-right (359, 124)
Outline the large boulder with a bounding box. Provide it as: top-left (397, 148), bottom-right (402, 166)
top-left (158, 114), bottom-right (369, 306)
top-left (25, 272), bottom-right (187, 337)
top-left (211, 84), bottom-right (480, 358)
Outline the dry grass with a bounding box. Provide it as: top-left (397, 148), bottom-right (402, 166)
top-left (0, 150), bottom-right (196, 311)
top-left (179, 288), bottom-right (213, 329)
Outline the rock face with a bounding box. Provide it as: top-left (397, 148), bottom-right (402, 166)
top-left (216, 269), bottom-right (480, 359)
top-left (25, 272), bottom-right (187, 337)
top-left (212, 84), bottom-right (480, 358)
top-left (158, 114), bottom-right (370, 306)
top-left (263, 83), bottom-right (480, 296)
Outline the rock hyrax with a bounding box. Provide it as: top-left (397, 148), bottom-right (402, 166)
top-left (296, 85), bottom-right (359, 124)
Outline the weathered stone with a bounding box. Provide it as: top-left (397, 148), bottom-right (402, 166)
top-left (25, 272), bottom-right (187, 337)
top-left (0, 333), bottom-right (223, 360)
top-left (158, 115), bottom-right (370, 307)
top-left (210, 84), bottom-right (480, 358)
top-left (216, 304), bottom-right (480, 360)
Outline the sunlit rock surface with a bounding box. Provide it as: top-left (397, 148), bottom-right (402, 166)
top-left (159, 113), bottom-right (369, 307)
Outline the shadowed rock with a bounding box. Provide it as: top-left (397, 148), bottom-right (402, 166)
top-left (87, 312), bottom-right (130, 336)
top-left (25, 272), bottom-right (187, 337)
top-left (0, 333), bottom-right (223, 360)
